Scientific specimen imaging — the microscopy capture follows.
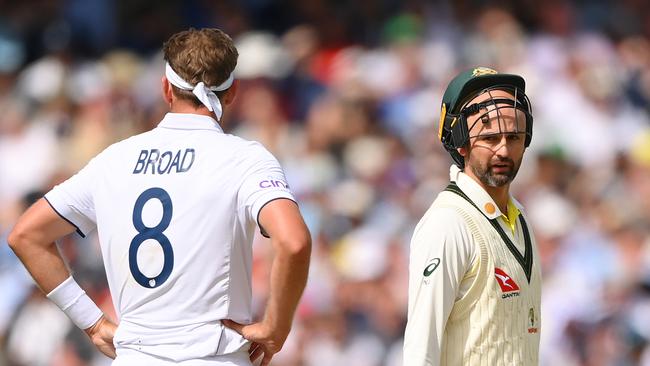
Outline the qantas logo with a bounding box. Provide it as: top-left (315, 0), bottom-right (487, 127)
top-left (495, 268), bottom-right (520, 295)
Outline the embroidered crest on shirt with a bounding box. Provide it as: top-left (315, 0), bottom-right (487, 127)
top-left (528, 307), bottom-right (538, 334)
top-left (495, 267), bottom-right (520, 299)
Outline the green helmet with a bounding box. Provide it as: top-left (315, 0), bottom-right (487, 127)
top-left (438, 67), bottom-right (533, 168)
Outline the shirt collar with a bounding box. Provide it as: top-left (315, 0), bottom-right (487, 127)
top-left (505, 200), bottom-right (521, 229)
top-left (157, 113), bottom-right (224, 133)
top-left (449, 164), bottom-right (517, 220)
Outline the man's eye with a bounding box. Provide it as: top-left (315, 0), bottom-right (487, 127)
top-left (507, 134), bottom-right (521, 141)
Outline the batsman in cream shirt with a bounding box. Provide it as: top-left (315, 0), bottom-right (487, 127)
top-left (403, 165), bottom-right (541, 365)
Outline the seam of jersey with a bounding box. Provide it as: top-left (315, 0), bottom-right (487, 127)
top-left (231, 149), bottom-right (252, 320)
top-left (225, 199), bottom-right (237, 317)
top-left (255, 197), bottom-right (298, 238)
top-left (43, 196), bottom-right (87, 238)
top-left (225, 141), bottom-right (259, 319)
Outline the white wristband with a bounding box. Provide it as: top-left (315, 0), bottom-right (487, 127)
top-left (47, 276), bottom-right (103, 329)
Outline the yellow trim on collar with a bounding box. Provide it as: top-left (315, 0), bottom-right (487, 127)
top-left (500, 199), bottom-right (520, 234)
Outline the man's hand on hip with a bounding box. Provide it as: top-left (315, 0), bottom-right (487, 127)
top-left (84, 316), bottom-right (118, 359)
top-left (222, 319), bottom-right (288, 366)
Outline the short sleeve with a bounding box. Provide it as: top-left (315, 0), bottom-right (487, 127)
top-left (44, 157), bottom-right (100, 237)
top-left (237, 145), bottom-right (296, 236)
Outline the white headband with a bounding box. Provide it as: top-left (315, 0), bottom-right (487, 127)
top-left (165, 62), bottom-right (235, 121)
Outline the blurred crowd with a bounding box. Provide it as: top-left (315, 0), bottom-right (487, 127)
top-left (2, 0), bottom-right (650, 365)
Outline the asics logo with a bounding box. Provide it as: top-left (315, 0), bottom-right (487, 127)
top-left (423, 258), bottom-right (441, 277)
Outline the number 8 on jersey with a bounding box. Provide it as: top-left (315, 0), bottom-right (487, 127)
top-left (130, 187), bottom-right (174, 288)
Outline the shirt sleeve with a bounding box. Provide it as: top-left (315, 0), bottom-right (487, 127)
top-left (237, 144), bottom-right (296, 237)
top-left (43, 157), bottom-right (101, 238)
top-left (403, 206), bottom-right (476, 366)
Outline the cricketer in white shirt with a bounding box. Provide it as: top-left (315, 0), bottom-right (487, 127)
top-left (9, 109), bottom-right (313, 366)
top-left (43, 112), bottom-right (297, 363)
top-left (9, 28), bottom-right (311, 366)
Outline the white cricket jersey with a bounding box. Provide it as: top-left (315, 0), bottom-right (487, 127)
top-left (44, 113), bottom-right (295, 363)
top-left (404, 165), bottom-right (541, 365)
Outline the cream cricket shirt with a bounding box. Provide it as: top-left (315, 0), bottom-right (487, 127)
top-left (404, 165), bottom-right (541, 366)
top-left (45, 113), bottom-right (295, 363)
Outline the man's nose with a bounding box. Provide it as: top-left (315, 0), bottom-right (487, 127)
top-left (493, 135), bottom-right (510, 156)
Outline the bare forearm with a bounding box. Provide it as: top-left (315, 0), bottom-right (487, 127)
top-left (9, 238), bottom-right (71, 293)
top-left (263, 243), bottom-right (310, 331)
top-left (256, 199), bottom-right (312, 334)
top-left (8, 199), bottom-right (77, 293)
top-left (8, 198), bottom-right (110, 345)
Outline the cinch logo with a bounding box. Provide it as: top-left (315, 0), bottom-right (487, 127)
top-left (259, 179), bottom-right (289, 189)
top-left (495, 268), bottom-right (520, 295)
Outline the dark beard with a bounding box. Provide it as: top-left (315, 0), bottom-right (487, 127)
top-left (470, 157), bottom-right (520, 187)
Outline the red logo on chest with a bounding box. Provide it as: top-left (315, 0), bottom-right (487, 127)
top-left (495, 268), bottom-right (520, 293)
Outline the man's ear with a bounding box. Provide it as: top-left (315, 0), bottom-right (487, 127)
top-left (162, 76), bottom-right (174, 105)
top-left (222, 79), bottom-right (239, 106)
top-left (458, 146), bottom-right (468, 158)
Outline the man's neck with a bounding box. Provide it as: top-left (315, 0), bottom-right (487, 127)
top-left (482, 184), bottom-right (510, 214)
top-left (170, 103), bottom-right (216, 119)
top-left (463, 169), bottom-right (511, 214)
